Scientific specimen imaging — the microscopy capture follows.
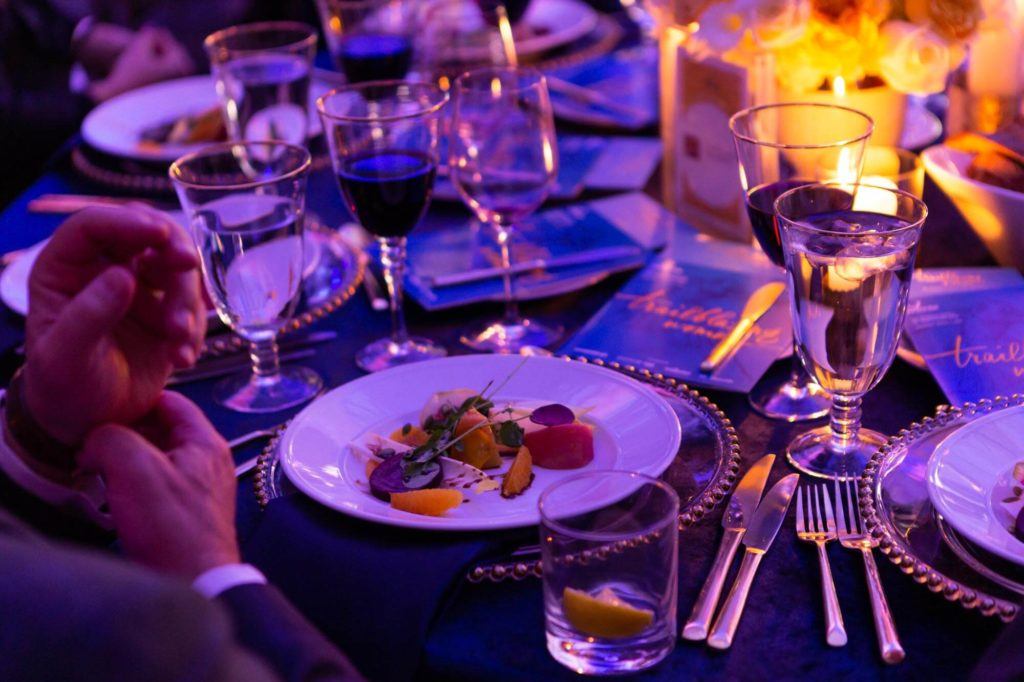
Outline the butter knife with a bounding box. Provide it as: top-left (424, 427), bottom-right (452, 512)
top-left (707, 473), bottom-right (799, 650)
top-left (700, 282), bottom-right (785, 373)
top-left (682, 453), bottom-right (776, 641)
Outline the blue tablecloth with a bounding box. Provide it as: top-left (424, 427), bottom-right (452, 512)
top-left (0, 144), bottom-right (1010, 681)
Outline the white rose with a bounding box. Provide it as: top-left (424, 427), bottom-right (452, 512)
top-left (749, 0), bottom-right (809, 48)
top-left (697, 0), bottom-right (751, 53)
top-left (878, 21), bottom-right (952, 95)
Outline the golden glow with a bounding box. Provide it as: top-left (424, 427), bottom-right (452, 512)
top-left (496, 6), bottom-right (518, 67)
top-left (329, 16), bottom-right (341, 33)
top-left (832, 76), bottom-right (847, 98)
top-left (490, 76), bottom-right (503, 98)
top-left (438, 75), bottom-right (450, 92)
top-left (542, 140), bottom-right (556, 175)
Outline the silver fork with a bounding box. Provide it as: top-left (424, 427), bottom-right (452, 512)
top-left (796, 485), bottom-right (847, 647)
top-left (834, 478), bottom-right (905, 664)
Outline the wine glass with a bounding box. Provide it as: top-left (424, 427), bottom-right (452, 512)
top-left (169, 141), bottom-right (323, 412)
top-left (729, 102), bottom-right (874, 422)
top-left (416, 0), bottom-right (518, 90)
top-left (450, 66), bottom-right (561, 353)
top-left (317, 81), bottom-right (448, 372)
top-left (315, 0), bottom-right (414, 84)
top-left (204, 22), bottom-right (317, 144)
top-left (775, 182), bottom-right (927, 479)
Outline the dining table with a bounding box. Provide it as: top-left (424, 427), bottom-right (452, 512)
top-left (0, 70), bottom-right (1014, 682)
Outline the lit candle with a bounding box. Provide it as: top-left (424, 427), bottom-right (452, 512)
top-left (968, 2), bottom-right (1024, 96)
top-left (852, 176), bottom-right (899, 214)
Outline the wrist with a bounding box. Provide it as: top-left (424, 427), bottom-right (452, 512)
top-left (6, 368), bottom-right (78, 482)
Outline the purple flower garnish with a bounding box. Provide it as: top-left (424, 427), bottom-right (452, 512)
top-left (530, 403), bottom-right (575, 427)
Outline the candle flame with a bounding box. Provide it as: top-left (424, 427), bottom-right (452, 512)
top-left (832, 76), bottom-right (846, 98)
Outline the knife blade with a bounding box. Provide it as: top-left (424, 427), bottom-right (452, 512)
top-left (682, 454), bottom-right (776, 640)
top-left (707, 473), bottom-right (799, 650)
top-left (700, 282), bottom-right (785, 373)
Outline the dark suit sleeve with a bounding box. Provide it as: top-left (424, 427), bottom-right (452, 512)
top-left (217, 583), bottom-right (366, 682)
top-left (971, 615), bottom-right (1024, 682)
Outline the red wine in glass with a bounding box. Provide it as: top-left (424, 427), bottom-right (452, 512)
top-left (335, 34), bottom-right (412, 84)
top-left (744, 179), bottom-right (805, 267)
top-left (336, 150), bottom-right (436, 238)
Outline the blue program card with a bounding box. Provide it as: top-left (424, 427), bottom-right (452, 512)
top-left (910, 267), bottom-right (1024, 300)
top-left (403, 203), bottom-right (647, 311)
top-left (560, 257), bottom-right (791, 393)
top-left (547, 45), bottom-right (658, 130)
top-left (904, 284), bottom-right (1024, 404)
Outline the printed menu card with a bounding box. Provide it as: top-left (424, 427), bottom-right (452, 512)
top-left (904, 267), bottom-right (1024, 404)
top-left (560, 256), bottom-right (791, 393)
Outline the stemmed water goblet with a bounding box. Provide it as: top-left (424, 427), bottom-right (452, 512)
top-left (449, 66), bottom-right (561, 352)
top-left (204, 22), bottom-right (317, 144)
top-left (729, 102), bottom-right (874, 421)
top-left (318, 81), bottom-right (448, 372)
top-left (315, 0), bottom-right (414, 84)
top-left (169, 141), bottom-right (323, 412)
top-left (775, 181), bottom-right (927, 479)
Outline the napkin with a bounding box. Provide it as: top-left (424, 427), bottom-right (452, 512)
top-left (403, 200), bottom-right (649, 311)
top-left (242, 493), bottom-right (528, 682)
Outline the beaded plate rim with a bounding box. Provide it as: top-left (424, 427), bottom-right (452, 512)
top-left (861, 395), bottom-right (1024, 622)
top-left (252, 355), bottom-right (742, 583)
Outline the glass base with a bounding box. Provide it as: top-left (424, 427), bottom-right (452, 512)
top-left (748, 371), bottom-right (831, 422)
top-left (356, 336), bottom-right (447, 373)
top-left (786, 425), bottom-right (889, 481)
top-left (546, 627), bottom-right (673, 676)
top-left (461, 318), bottom-right (563, 353)
top-left (214, 365), bottom-right (323, 413)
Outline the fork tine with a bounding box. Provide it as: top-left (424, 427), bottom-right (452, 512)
top-left (796, 486), bottom-right (805, 532)
top-left (822, 484), bottom-right (837, 536)
top-left (808, 485), bottom-right (819, 532)
top-left (834, 478), bottom-right (847, 535)
top-left (845, 478), bottom-right (859, 534)
top-left (815, 485), bottom-right (827, 533)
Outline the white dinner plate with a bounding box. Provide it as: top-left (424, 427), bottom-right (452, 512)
top-left (516, 0), bottom-right (599, 57)
top-left (280, 354), bottom-right (683, 531)
top-left (82, 75), bottom-right (331, 163)
top-left (0, 240), bottom-right (47, 316)
top-left (927, 405), bottom-right (1024, 566)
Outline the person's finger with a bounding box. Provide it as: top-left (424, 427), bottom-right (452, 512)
top-left (43, 265), bottom-right (136, 351)
top-left (147, 391), bottom-right (228, 455)
top-left (78, 423), bottom-right (170, 500)
top-left (126, 285), bottom-right (195, 343)
top-left (39, 207), bottom-right (171, 270)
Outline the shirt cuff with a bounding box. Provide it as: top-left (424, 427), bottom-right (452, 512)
top-left (0, 392), bottom-right (112, 529)
top-left (192, 563), bottom-right (268, 599)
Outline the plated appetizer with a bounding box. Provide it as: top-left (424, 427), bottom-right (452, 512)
top-left (137, 105), bottom-right (226, 152)
top-left (1002, 461), bottom-right (1024, 542)
top-left (350, 375), bottom-right (594, 517)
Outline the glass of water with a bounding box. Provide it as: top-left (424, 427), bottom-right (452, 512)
top-left (169, 141), bottom-right (323, 413)
top-left (204, 22), bottom-right (317, 144)
top-left (539, 471), bottom-right (678, 675)
top-left (775, 182), bottom-right (926, 479)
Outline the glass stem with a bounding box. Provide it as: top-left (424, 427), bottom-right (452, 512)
top-left (249, 336), bottom-right (282, 385)
top-left (787, 344), bottom-right (811, 390)
top-left (380, 237), bottom-right (409, 346)
top-left (498, 226), bottom-right (520, 325)
top-left (828, 393), bottom-right (862, 454)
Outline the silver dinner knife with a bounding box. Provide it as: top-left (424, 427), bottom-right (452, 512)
top-left (700, 282), bottom-right (785, 373)
top-left (707, 473), bottom-right (800, 650)
top-left (682, 453), bottom-right (776, 641)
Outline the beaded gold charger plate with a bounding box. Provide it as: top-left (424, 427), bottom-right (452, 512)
top-left (862, 396), bottom-right (1024, 621)
top-left (252, 356), bottom-right (742, 582)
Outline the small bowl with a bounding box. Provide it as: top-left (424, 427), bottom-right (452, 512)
top-left (922, 144), bottom-right (1024, 271)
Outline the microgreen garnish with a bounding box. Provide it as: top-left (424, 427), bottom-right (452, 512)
top-left (402, 423), bottom-right (412, 436)
top-left (496, 420), bottom-right (525, 448)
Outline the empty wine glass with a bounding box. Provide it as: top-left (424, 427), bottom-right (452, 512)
top-left (729, 102), bottom-right (874, 422)
top-left (204, 21), bottom-right (317, 144)
top-left (776, 182), bottom-right (926, 479)
top-left (315, 0), bottom-right (414, 84)
top-left (450, 66), bottom-right (561, 353)
top-left (416, 0), bottom-right (518, 90)
top-left (318, 81), bottom-right (448, 372)
top-left (169, 141), bottom-right (323, 412)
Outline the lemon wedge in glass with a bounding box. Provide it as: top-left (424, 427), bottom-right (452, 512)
top-left (562, 587), bottom-right (654, 639)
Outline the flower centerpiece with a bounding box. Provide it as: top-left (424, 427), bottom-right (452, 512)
top-left (674, 0), bottom-right (993, 141)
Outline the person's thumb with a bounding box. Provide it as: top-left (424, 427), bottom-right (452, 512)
top-left (79, 423), bottom-right (167, 499)
top-left (45, 265), bottom-right (135, 351)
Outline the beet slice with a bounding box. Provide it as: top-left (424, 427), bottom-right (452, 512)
top-left (368, 455), bottom-right (441, 501)
top-left (530, 403), bottom-right (575, 427)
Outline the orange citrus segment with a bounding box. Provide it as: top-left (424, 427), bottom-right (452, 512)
top-left (562, 587), bottom-right (654, 639)
top-left (390, 489), bottom-right (463, 516)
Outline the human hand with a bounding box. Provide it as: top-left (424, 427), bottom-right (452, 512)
top-left (75, 22), bottom-right (135, 77)
top-left (79, 392), bottom-right (239, 580)
top-left (24, 206), bottom-right (205, 446)
top-left (89, 26), bottom-right (194, 102)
